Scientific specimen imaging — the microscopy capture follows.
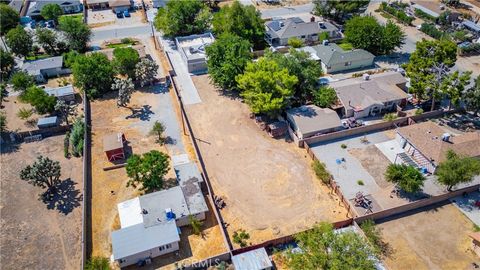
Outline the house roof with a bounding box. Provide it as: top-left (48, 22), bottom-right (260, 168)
top-left (304, 43), bottom-right (375, 66)
top-left (86, 0), bottom-right (108, 4)
top-left (412, 1), bottom-right (445, 18)
top-left (44, 85), bottom-right (75, 98)
top-left (22, 56), bottom-right (63, 76)
top-left (117, 197), bottom-right (143, 228)
top-left (174, 162), bottom-right (208, 216)
top-left (139, 186), bottom-right (190, 227)
top-left (111, 221), bottom-right (180, 260)
top-left (463, 20), bottom-right (480, 33)
top-left (175, 33), bottom-right (215, 61)
top-left (266, 17), bottom-right (338, 40)
top-left (108, 0), bottom-right (132, 7)
top-left (8, 0), bottom-right (23, 13)
top-left (37, 116), bottom-right (58, 126)
top-left (27, 0), bottom-right (81, 16)
top-left (397, 121), bottom-right (480, 164)
top-left (103, 133), bottom-right (124, 152)
top-left (287, 105), bottom-right (342, 136)
top-left (330, 72), bottom-right (408, 111)
top-left (232, 248), bottom-right (273, 270)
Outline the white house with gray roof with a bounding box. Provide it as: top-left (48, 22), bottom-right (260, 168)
top-left (26, 0), bottom-right (83, 18)
top-left (300, 43), bottom-right (375, 73)
top-left (22, 56), bottom-right (70, 83)
top-left (265, 17), bottom-right (340, 47)
top-left (175, 33), bottom-right (214, 74)
top-left (287, 105), bottom-right (343, 139)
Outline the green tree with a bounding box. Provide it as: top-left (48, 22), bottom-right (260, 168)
top-left (154, 0), bottom-right (211, 37)
top-left (35, 28), bottom-right (58, 55)
top-left (63, 50), bottom-right (80, 68)
top-left (72, 53), bottom-right (114, 98)
top-left (20, 86), bottom-right (57, 114)
top-left (85, 257), bottom-right (111, 270)
top-left (232, 229), bottom-right (250, 247)
top-left (70, 118), bottom-right (85, 157)
top-left (205, 33), bottom-right (252, 91)
top-left (465, 75), bottom-right (480, 116)
top-left (59, 16), bottom-right (91, 52)
top-left (6, 26), bottom-right (33, 57)
top-left (149, 121), bottom-right (166, 144)
top-left (345, 16), bottom-right (404, 55)
top-left (135, 58), bottom-right (158, 87)
top-left (284, 222), bottom-right (377, 270)
top-left (0, 111), bottom-right (7, 132)
top-left (288, 37), bottom-right (304, 48)
top-left (0, 49), bottom-right (15, 81)
top-left (313, 86), bottom-right (337, 108)
top-left (113, 47), bottom-right (140, 78)
top-left (313, 0), bottom-right (370, 22)
top-left (385, 164), bottom-right (426, 193)
top-left (436, 150), bottom-right (480, 191)
top-left (10, 71), bottom-right (35, 93)
top-left (189, 215), bottom-right (203, 235)
top-left (126, 150), bottom-right (170, 192)
top-left (20, 156), bottom-right (62, 192)
top-left (360, 220), bottom-right (391, 257)
top-left (236, 57), bottom-right (297, 117)
top-left (41, 3), bottom-right (63, 22)
top-left (440, 71), bottom-right (471, 109)
top-left (0, 3), bottom-right (19, 35)
top-left (212, 1), bottom-right (265, 49)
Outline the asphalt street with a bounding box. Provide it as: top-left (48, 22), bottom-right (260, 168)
top-left (91, 25), bottom-right (152, 42)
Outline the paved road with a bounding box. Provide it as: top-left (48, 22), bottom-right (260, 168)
top-left (91, 24), bottom-right (152, 41)
top-left (260, 3), bottom-right (314, 19)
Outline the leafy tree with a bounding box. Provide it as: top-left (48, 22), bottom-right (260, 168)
top-left (212, 1), bottom-right (265, 49)
top-left (63, 50), bottom-right (80, 68)
top-left (284, 222), bottom-right (377, 270)
top-left (16, 107), bottom-right (34, 120)
top-left (232, 229), bottom-right (250, 247)
top-left (85, 257), bottom-right (111, 270)
top-left (440, 71), bottom-right (471, 109)
top-left (112, 77), bottom-right (135, 107)
top-left (360, 220), bottom-right (391, 257)
top-left (0, 49), bottom-right (15, 81)
top-left (35, 28), bottom-right (58, 55)
top-left (41, 3), bottom-right (63, 22)
top-left (436, 150), bottom-right (480, 191)
top-left (135, 58), bottom-right (158, 87)
top-left (205, 33), bottom-right (252, 91)
top-left (0, 3), bottom-right (19, 35)
top-left (6, 26), bottom-right (33, 57)
top-left (59, 16), bottom-right (91, 52)
top-left (344, 16), bottom-right (404, 55)
top-left (0, 111), bottom-right (7, 132)
top-left (383, 113), bottom-right (398, 121)
top-left (236, 57), bottom-right (297, 117)
top-left (313, 0), bottom-right (370, 22)
top-left (70, 118), bottom-right (84, 157)
top-left (55, 100), bottom-right (77, 126)
top-left (149, 121), bottom-right (166, 144)
top-left (10, 71), bottom-right (35, 93)
top-left (154, 0), bottom-right (211, 37)
top-left (313, 86), bottom-right (337, 108)
top-left (113, 47), bottom-right (140, 78)
top-left (465, 75), bottom-right (480, 116)
top-left (189, 215), bottom-right (203, 235)
top-left (385, 164), bottom-right (426, 193)
top-left (20, 156), bottom-right (62, 192)
top-left (72, 53), bottom-right (114, 98)
top-left (20, 86), bottom-right (57, 114)
top-left (288, 37), bottom-right (304, 48)
top-left (126, 150), bottom-right (170, 192)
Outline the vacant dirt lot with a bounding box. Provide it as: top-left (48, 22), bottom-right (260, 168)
top-left (187, 75), bottom-right (348, 246)
top-left (349, 146), bottom-right (391, 188)
top-left (1, 135), bottom-right (83, 270)
top-left (378, 203), bottom-right (479, 270)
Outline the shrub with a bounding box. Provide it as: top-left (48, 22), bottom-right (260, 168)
top-left (16, 107), bottom-right (34, 120)
top-left (69, 118), bottom-right (84, 157)
top-left (288, 37), bottom-right (304, 48)
top-left (360, 220), bottom-right (391, 256)
top-left (85, 256), bottom-right (110, 270)
top-left (64, 131), bottom-right (70, 158)
top-left (189, 215), bottom-right (203, 235)
top-left (319, 32), bottom-right (329, 42)
top-left (414, 108), bottom-right (424, 115)
top-left (380, 2), bottom-right (414, 25)
top-left (415, 8), bottom-right (435, 21)
top-left (312, 159), bottom-right (331, 184)
top-left (341, 143), bottom-right (347, 149)
top-left (357, 180), bottom-right (364, 185)
top-left (383, 113), bottom-right (398, 121)
top-left (233, 229), bottom-right (250, 247)
top-left (313, 86), bottom-right (337, 108)
top-left (121, 37), bottom-right (135, 44)
top-left (420, 23), bottom-right (447, 39)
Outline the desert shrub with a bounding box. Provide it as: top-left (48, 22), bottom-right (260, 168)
top-left (341, 143), bottom-right (347, 149)
top-left (312, 159), bottom-right (331, 184)
top-left (383, 113), bottom-right (398, 121)
top-left (357, 180), bottom-right (364, 185)
top-left (233, 229), bottom-right (250, 247)
top-left (415, 8), bottom-right (435, 21)
top-left (69, 118), bottom-right (84, 157)
top-left (414, 108), bottom-right (424, 115)
top-left (16, 107), bottom-right (34, 120)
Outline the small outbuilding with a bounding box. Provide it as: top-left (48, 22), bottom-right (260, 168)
top-left (44, 85), bottom-right (76, 102)
top-left (103, 133), bottom-right (126, 161)
top-left (286, 105), bottom-right (342, 139)
top-left (37, 116), bottom-right (59, 129)
top-left (232, 247), bottom-right (273, 270)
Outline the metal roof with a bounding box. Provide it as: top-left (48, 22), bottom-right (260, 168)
top-left (139, 186), bottom-right (190, 227)
top-left (37, 116), bottom-right (58, 126)
top-left (266, 18), bottom-right (339, 40)
top-left (308, 43), bottom-right (375, 66)
top-left (111, 221), bottom-right (180, 260)
top-left (22, 56), bottom-right (63, 75)
top-left (174, 162), bottom-right (208, 216)
top-left (117, 197), bottom-right (143, 228)
top-left (463, 20), bottom-right (480, 33)
top-left (232, 248), bottom-right (273, 270)
top-left (44, 85), bottom-right (75, 98)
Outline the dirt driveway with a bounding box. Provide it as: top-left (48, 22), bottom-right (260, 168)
top-left (377, 203), bottom-right (479, 270)
top-left (0, 136), bottom-right (83, 270)
top-left (186, 75), bottom-right (347, 245)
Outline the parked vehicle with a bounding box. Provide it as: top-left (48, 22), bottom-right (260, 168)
top-left (123, 10), bottom-right (131, 17)
top-left (116, 12), bottom-right (124, 18)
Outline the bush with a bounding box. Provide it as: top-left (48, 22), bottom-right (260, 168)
top-left (319, 32), bottom-right (329, 42)
top-left (360, 220), bottom-right (391, 256)
top-left (64, 131), bottom-right (70, 158)
top-left (121, 37), bottom-right (135, 44)
top-left (383, 113), bottom-right (398, 121)
top-left (312, 159), bottom-right (331, 184)
top-left (85, 256), bottom-right (111, 270)
top-left (414, 8), bottom-right (435, 21)
top-left (233, 229), bottom-right (250, 247)
top-left (313, 86), bottom-right (337, 108)
top-left (414, 108), bottom-right (424, 115)
top-left (341, 143), bottom-right (347, 149)
top-left (357, 180), bottom-right (364, 185)
top-left (70, 118), bottom-right (84, 157)
top-left (20, 86), bottom-right (57, 114)
top-left (380, 2), bottom-right (414, 25)
top-left (385, 164), bottom-right (426, 193)
top-left (16, 107), bottom-right (34, 120)
top-left (420, 23), bottom-right (446, 39)
top-left (288, 37), bottom-right (304, 48)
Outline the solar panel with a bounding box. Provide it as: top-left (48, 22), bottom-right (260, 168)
top-left (398, 153), bottom-right (418, 168)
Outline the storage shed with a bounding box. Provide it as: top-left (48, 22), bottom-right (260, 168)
top-left (37, 116), bottom-right (59, 129)
top-left (286, 105), bottom-right (342, 139)
top-left (103, 133), bottom-right (126, 161)
top-left (232, 248), bottom-right (273, 270)
top-left (44, 85), bottom-right (76, 102)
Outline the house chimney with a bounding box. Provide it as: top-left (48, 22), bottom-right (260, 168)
top-left (310, 16), bottom-right (315, 22)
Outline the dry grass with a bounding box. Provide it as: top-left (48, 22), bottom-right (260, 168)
top-left (349, 146), bottom-right (392, 189)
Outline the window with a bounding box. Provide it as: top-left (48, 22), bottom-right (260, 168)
top-left (344, 61), bottom-right (352, 66)
top-left (166, 244), bottom-right (172, 249)
top-left (159, 246), bottom-right (165, 251)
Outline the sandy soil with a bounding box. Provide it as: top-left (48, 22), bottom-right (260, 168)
top-left (186, 75), bottom-right (348, 247)
top-left (0, 135), bottom-right (83, 270)
top-left (378, 203), bottom-right (479, 270)
top-left (2, 95), bottom-right (43, 132)
top-left (349, 146), bottom-right (392, 188)
top-left (255, 0), bottom-right (312, 9)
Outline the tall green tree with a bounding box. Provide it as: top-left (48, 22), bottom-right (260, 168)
top-left (465, 75), bottom-right (480, 116)
top-left (440, 71), bottom-right (471, 110)
top-left (6, 26), bottom-right (33, 57)
top-left (41, 3), bottom-right (63, 22)
top-left (313, 85), bottom-right (337, 108)
top-left (70, 118), bottom-right (85, 156)
top-left (72, 53), bottom-right (114, 98)
top-left (205, 33), bottom-right (252, 91)
top-left (113, 47), bottom-right (140, 78)
top-left (0, 3), bottom-right (19, 35)
top-left (20, 86), bottom-right (57, 114)
top-left (154, 0), bottom-right (211, 37)
top-left (212, 1), bottom-right (265, 49)
top-left (149, 121), bottom-right (166, 144)
top-left (313, 0), bottom-right (370, 22)
top-left (59, 16), bottom-right (91, 52)
top-left (10, 71), bottom-right (34, 93)
top-left (126, 150), bottom-right (170, 192)
top-left (284, 222), bottom-right (378, 270)
top-left (385, 164), bottom-right (426, 193)
top-left (436, 150), bottom-right (480, 191)
top-left (236, 57), bottom-right (297, 117)
top-left (0, 49), bottom-right (15, 81)
top-left (20, 156), bottom-right (62, 192)
top-left (35, 28), bottom-right (58, 55)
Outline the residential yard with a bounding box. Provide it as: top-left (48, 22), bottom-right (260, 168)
top-left (186, 75), bottom-right (348, 246)
top-left (377, 203), bottom-right (479, 270)
top-left (0, 135), bottom-right (83, 270)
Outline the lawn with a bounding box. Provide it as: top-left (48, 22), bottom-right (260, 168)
top-left (338, 42), bottom-right (354, 51)
top-left (25, 54), bottom-right (51, 61)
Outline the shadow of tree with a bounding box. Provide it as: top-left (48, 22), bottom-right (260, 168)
top-left (40, 178), bottom-right (82, 215)
top-left (164, 136), bottom-right (176, 145)
top-left (126, 105), bottom-right (154, 121)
